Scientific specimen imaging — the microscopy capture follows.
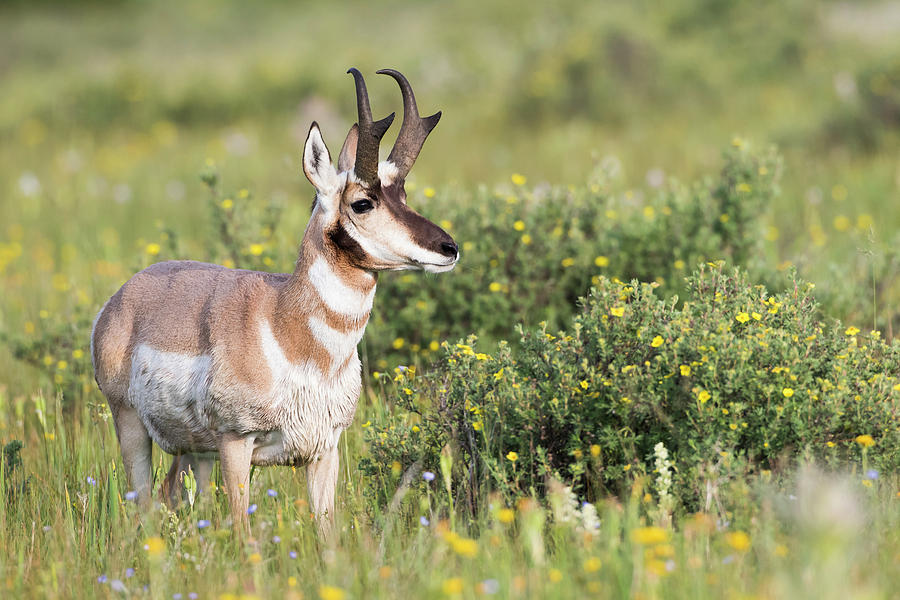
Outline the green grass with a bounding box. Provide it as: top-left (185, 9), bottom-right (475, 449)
top-left (2, 391), bottom-right (898, 599)
top-left (1, 0), bottom-right (899, 597)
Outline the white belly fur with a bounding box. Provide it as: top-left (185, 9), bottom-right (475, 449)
top-left (127, 319), bottom-right (361, 465)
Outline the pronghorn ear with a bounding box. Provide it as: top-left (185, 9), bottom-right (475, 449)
top-left (337, 124), bottom-right (358, 174)
top-left (302, 122), bottom-right (339, 196)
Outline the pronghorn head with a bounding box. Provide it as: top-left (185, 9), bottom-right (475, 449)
top-left (301, 68), bottom-right (459, 273)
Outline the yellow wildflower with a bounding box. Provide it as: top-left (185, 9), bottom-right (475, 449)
top-left (511, 173), bottom-right (527, 186)
top-left (143, 536), bottom-right (165, 557)
top-left (680, 365), bottom-right (691, 376)
top-left (145, 243), bottom-right (161, 256)
top-left (590, 444), bottom-right (601, 457)
top-left (610, 306), bottom-right (625, 317)
top-left (548, 569), bottom-right (563, 583)
top-left (651, 336), bottom-right (664, 348)
top-left (631, 526), bottom-right (669, 545)
top-left (319, 585), bottom-right (346, 600)
top-left (594, 255), bottom-right (610, 267)
top-left (735, 312), bottom-right (750, 323)
top-left (506, 451), bottom-right (519, 462)
top-left (583, 557), bottom-right (602, 573)
top-left (697, 390), bottom-right (711, 403)
top-left (497, 508), bottom-right (515, 524)
top-left (392, 337), bottom-right (405, 349)
top-left (855, 434), bottom-right (875, 448)
top-left (489, 282), bottom-right (502, 293)
top-left (248, 243), bottom-right (264, 256)
top-left (782, 388), bottom-right (794, 398)
top-left (513, 220), bottom-right (525, 231)
top-left (442, 578), bottom-right (463, 594)
top-left (423, 187), bottom-right (436, 198)
top-left (845, 326), bottom-right (860, 336)
top-left (725, 531), bottom-right (751, 552)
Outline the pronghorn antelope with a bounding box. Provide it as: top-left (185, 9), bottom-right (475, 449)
top-left (91, 68), bottom-right (458, 532)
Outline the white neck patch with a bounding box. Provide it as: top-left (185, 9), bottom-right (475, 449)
top-left (307, 316), bottom-right (366, 372)
top-left (307, 256), bottom-right (375, 317)
top-left (258, 320), bottom-right (324, 388)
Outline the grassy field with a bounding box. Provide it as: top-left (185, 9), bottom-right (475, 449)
top-left (1, 0), bottom-right (899, 598)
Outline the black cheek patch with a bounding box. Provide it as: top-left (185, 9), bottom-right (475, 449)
top-left (327, 222), bottom-right (370, 266)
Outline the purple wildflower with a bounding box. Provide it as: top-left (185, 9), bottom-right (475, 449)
top-left (97, 575), bottom-right (108, 583)
top-left (272, 536), bottom-right (281, 544)
top-left (87, 476), bottom-right (97, 486)
top-left (865, 469), bottom-right (879, 480)
top-left (267, 488), bottom-right (277, 497)
top-left (422, 471), bottom-right (435, 482)
top-left (197, 519), bottom-right (211, 529)
top-left (125, 491), bottom-right (138, 502)
top-left (289, 551), bottom-right (298, 559)
top-left (125, 568), bottom-right (135, 578)
top-left (420, 516), bottom-right (430, 527)
top-left (247, 503), bottom-right (258, 515)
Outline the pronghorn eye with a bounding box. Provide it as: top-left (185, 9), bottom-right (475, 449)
top-left (350, 199), bottom-right (374, 214)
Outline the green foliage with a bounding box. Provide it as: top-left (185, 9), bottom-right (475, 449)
top-left (3, 440), bottom-right (23, 473)
top-left (364, 264), bottom-right (900, 512)
top-left (0, 310), bottom-right (95, 406)
top-left (367, 142), bottom-right (782, 368)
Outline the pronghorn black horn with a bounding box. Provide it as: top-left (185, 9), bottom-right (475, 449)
top-left (377, 68), bottom-right (441, 181)
top-left (347, 68), bottom-right (395, 186)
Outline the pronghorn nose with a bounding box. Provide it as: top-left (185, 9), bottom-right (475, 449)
top-left (439, 241), bottom-right (459, 258)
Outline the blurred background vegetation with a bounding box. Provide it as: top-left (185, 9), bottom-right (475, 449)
top-left (1, 0), bottom-right (899, 396)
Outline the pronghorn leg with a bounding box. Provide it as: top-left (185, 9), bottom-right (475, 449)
top-left (190, 455), bottom-right (215, 496)
top-left (111, 405), bottom-right (153, 508)
top-left (307, 442), bottom-right (340, 538)
top-left (160, 454), bottom-right (216, 507)
top-left (218, 432), bottom-right (254, 532)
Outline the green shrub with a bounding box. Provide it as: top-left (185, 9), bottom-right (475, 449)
top-left (362, 264), bottom-right (900, 513)
top-left (367, 142), bottom-right (781, 369)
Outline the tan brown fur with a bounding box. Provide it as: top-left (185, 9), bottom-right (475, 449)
top-left (94, 70), bottom-right (457, 537)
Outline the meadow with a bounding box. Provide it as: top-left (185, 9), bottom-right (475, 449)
top-left (1, 0), bottom-right (899, 598)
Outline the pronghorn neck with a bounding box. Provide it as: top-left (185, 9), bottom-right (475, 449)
top-left (283, 231), bottom-right (377, 322)
top-left (272, 212), bottom-right (377, 374)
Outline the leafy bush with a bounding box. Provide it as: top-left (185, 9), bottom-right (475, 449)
top-left (362, 264), bottom-right (900, 514)
top-left (367, 142), bottom-right (781, 368)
